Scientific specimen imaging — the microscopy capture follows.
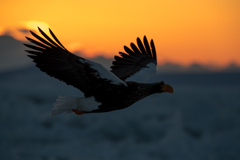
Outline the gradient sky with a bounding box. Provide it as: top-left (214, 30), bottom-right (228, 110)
top-left (1, 0), bottom-right (240, 67)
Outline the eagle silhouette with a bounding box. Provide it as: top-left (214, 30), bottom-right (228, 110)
top-left (25, 27), bottom-right (173, 116)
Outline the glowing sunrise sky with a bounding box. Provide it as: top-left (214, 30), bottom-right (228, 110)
top-left (1, 0), bottom-right (240, 67)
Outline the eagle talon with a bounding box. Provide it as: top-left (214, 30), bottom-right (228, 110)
top-left (72, 109), bottom-right (86, 115)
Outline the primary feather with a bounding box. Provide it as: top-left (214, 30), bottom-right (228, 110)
top-left (110, 36), bottom-right (157, 82)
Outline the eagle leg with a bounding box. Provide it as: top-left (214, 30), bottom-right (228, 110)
top-left (72, 109), bottom-right (86, 115)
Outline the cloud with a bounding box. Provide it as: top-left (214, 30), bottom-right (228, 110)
top-left (18, 29), bottom-right (29, 34)
top-left (0, 21), bottom-right (50, 41)
top-left (24, 21), bottom-right (49, 30)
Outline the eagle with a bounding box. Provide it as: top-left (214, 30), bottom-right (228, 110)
top-left (24, 27), bottom-right (173, 116)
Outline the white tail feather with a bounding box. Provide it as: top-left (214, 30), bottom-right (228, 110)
top-left (51, 96), bottom-right (78, 116)
top-left (50, 96), bottom-right (100, 116)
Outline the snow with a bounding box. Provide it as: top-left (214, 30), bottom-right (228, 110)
top-left (125, 63), bottom-right (156, 83)
top-left (0, 67), bottom-right (240, 160)
top-left (78, 58), bottom-right (127, 86)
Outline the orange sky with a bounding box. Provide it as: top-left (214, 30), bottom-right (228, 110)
top-left (1, 0), bottom-right (240, 67)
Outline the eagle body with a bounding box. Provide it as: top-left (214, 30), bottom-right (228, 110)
top-left (90, 81), bottom-right (166, 113)
top-left (25, 28), bottom-right (173, 116)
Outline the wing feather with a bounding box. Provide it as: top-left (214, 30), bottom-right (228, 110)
top-left (137, 37), bottom-right (147, 55)
top-left (49, 28), bottom-right (67, 49)
top-left (143, 36), bottom-right (152, 56)
top-left (111, 36), bottom-right (157, 82)
top-left (130, 43), bottom-right (143, 56)
top-left (25, 28), bottom-right (127, 98)
top-left (150, 39), bottom-right (157, 61)
top-left (124, 46), bottom-right (142, 59)
top-left (38, 27), bottom-right (65, 50)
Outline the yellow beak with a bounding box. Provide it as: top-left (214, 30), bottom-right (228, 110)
top-left (161, 84), bottom-right (174, 94)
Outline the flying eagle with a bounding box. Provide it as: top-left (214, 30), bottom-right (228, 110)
top-left (25, 28), bottom-right (173, 116)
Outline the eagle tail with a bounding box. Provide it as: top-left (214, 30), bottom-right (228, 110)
top-left (50, 96), bottom-right (78, 116)
top-left (50, 96), bottom-right (99, 116)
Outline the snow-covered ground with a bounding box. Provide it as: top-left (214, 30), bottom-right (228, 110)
top-left (0, 67), bottom-right (240, 160)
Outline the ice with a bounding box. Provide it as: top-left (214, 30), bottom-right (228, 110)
top-left (0, 67), bottom-right (240, 160)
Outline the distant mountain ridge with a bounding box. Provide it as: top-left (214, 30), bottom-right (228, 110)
top-left (0, 34), bottom-right (239, 74)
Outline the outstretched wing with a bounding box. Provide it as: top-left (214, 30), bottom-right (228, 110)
top-left (110, 36), bottom-right (157, 83)
top-left (25, 27), bottom-right (127, 97)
